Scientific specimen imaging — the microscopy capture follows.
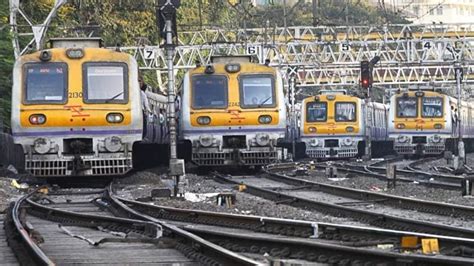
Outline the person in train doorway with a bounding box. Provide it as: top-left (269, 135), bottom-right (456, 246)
top-left (139, 75), bottom-right (152, 140)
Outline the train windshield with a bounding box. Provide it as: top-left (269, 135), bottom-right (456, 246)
top-left (24, 63), bottom-right (67, 103)
top-left (192, 75), bottom-right (228, 109)
top-left (306, 102), bottom-right (327, 122)
top-left (84, 63), bottom-right (127, 103)
top-left (422, 97), bottom-right (443, 118)
top-left (240, 75), bottom-right (275, 108)
top-left (396, 97), bottom-right (417, 118)
top-left (335, 102), bottom-right (356, 122)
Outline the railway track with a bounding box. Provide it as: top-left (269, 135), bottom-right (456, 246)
top-left (213, 172), bottom-right (474, 239)
top-left (310, 160), bottom-right (462, 190)
top-left (111, 194), bottom-right (474, 257)
top-left (5, 187), bottom-right (257, 265)
top-left (105, 185), bottom-right (474, 265)
top-left (263, 167), bottom-right (474, 219)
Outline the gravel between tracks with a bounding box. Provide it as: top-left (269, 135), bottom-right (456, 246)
top-left (115, 168), bottom-right (365, 226)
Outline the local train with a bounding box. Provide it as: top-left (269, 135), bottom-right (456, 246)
top-left (388, 90), bottom-right (474, 155)
top-left (10, 38), bottom-right (150, 177)
top-left (299, 91), bottom-right (390, 159)
top-left (179, 56), bottom-right (288, 167)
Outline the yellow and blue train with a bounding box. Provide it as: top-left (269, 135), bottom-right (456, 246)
top-left (388, 90), bottom-right (474, 155)
top-left (179, 56), bottom-right (288, 166)
top-left (299, 91), bottom-right (390, 159)
top-left (11, 38), bottom-right (145, 176)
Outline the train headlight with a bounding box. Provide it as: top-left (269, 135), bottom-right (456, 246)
top-left (434, 123), bottom-right (443, 129)
top-left (197, 116), bottom-right (211, 125)
top-left (199, 135), bottom-right (213, 147)
top-left (343, 138), bottom-right (353, 146)
top-left (33, 138), bottom-right (50, 154)
top-left (397, 135), bottom-right (409, 143)
top-left (255, 133), bottom-right (270, 146)
top-left (258, 115), bottom-right (272, 124)
top-left (104, 136), bottom-right (122, 152)
top-left (308, 127), bottom-right (317, 133)
top-left (432, 135), bottom-right (441, 143)
top-left (225, 63), bottom-right (241, 73)
top-left (310, 139), bottom-right (319, 147)
top-left (66, 48), bottom-right (84, 59)
top-left (29, 114), bottom-right (46, 125)
top-left (415, 91), bottom-right (425, 97)
top-left (106, 113), bottom-right (124, 123)
top-left (396, 123), bottom-right (405, 129)
top-left (346, 126), bottom-right (354, 133)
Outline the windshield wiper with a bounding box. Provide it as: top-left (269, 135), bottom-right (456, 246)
top-left (258, 96), bottom-right (272, 108)
top-left (105, 91), bottom-right (124, 103)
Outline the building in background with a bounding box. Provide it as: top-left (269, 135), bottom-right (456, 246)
top-left (369, 0), bottom-right (474, 23)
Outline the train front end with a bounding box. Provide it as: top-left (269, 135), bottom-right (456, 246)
top-left (300, 93), bottom-right (364, 158)
top-left (11, 42), bottom-right (142, 176)
top-left (388, 91), bottom-right (451, 155)
top-left (180, 57), bottom-right (287, 166)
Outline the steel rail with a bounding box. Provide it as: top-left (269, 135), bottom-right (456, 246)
top-left (5, 188), bottom-right (56, 266)
top-left (182, 226), bottom-right (474, 265)
top-left (213, 173), bottom-right (474, 238)
top-left (113, 196), bottom-right (474, 255)
top-left (263, 168), bottom-right (474, 219)
top-left (103, 185), bottom-right (261, 266)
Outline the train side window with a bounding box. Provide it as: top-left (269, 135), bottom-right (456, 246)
top-left (23, 63), bottom-right (67, 104)
top-left (335, 102), bottom-right (356, 122)
top-left (396, 97), bottom-right (417, 118)
top-left (422, 97), bottom-right (443, 118)
top-left (306, 102), bottom-right (327, 122)
top-left (191, 75), bottom-right (228, 109)
top-left (239, 74), bottom-right (275, 108)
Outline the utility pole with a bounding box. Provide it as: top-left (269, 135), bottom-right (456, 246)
top-left (455, 62), bottom-right (465, 170)
top-left (157, 0), bottom-right (185, 197)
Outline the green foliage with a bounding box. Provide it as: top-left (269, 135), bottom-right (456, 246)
top-left (0, 0), bottom-right (409, 128)
top-left (0, 0), bottom-right (13, 131)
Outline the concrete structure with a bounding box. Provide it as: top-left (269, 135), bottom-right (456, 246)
top-left (370, 0), bottom-right (474, 24)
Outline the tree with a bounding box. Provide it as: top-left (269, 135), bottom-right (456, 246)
top-left (0, 0), bottom-right (13, 131)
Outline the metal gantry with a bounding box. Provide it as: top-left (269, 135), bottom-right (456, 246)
top-left (120, 24), bottom-right (474, 89)
top-left (8, 1), bottom-right (474, 89)
top-left (9, 0), bottom-right (67, 58)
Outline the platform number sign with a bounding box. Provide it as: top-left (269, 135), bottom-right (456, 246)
top-left (422, 41), bottom-right (434, 50)
top-left (340, 42), bottom-right (351, 52)
top-left (247, 45), bottom-right (261, 55)
top-left (144, 48), bottom-right (156, 60)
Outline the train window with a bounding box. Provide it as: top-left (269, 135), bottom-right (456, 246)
top-left (335, 102), bottom-right (356, 122)
top-left (422, 97), bottom-right (443, 118)
top-left (239, 75), bottom-right (275, 108)
top-left (306, 102), bottom-right (327, 122)
top-left (396, 97), bottom-right (417, 118)
top-left (192, 75), bottom-right (228, 109)
top-left (23, 63), bottom-right (67, 104)
top-left (83, 63), bottom-right (128, 103)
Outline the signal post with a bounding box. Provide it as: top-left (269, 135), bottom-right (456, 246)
top-left (157, 0), bottom-right (185, 197)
